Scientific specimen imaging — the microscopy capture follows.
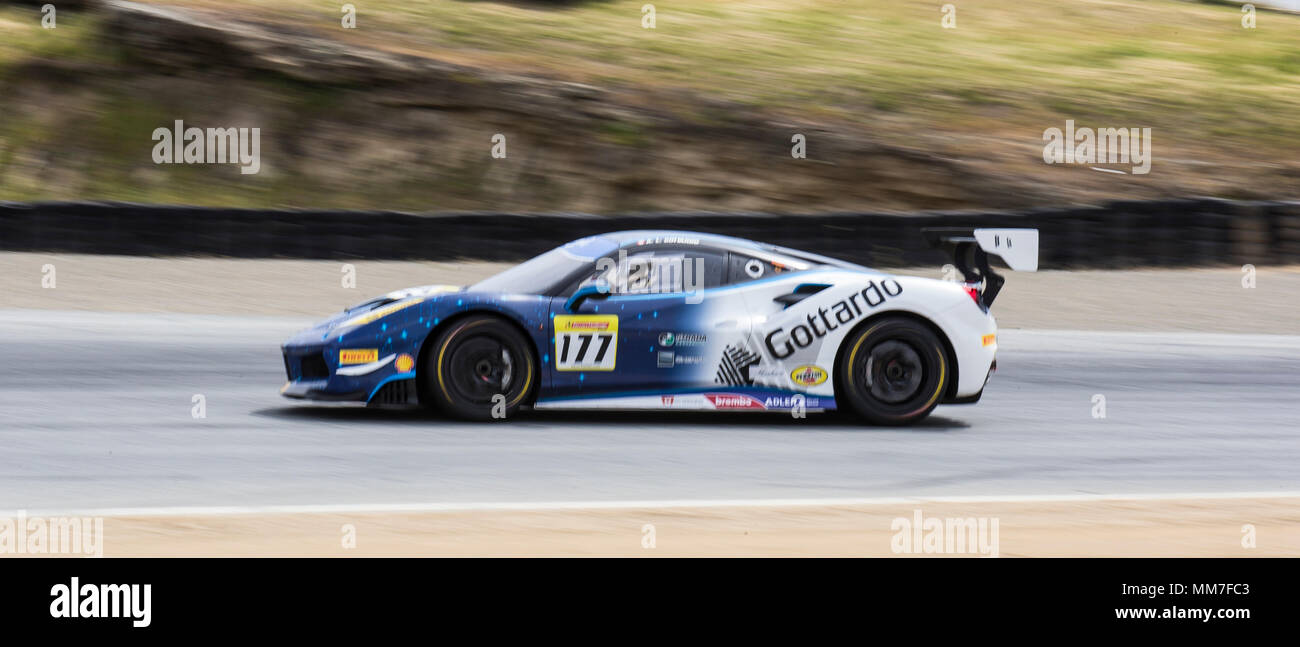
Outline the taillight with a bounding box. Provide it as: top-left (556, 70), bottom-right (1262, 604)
top-left (961, 282), bottom-right (981, 305)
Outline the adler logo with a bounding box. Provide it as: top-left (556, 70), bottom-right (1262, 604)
top-left (764, 280), bottom-right (902, 360)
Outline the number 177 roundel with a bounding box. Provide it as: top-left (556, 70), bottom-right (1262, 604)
top-left (554, 315), bottom-right (619, 371)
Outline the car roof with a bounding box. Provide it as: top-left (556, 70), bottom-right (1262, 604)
top-left (595, 230), bottom-right (870, 271)
top-left (603, 230), bottom-right (770, 252)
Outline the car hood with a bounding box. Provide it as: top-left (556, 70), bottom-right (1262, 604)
top-left (286, 284), bottom-right (463, 344)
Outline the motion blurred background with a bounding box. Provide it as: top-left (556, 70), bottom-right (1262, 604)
top-left (1, 0), bottom-right (1297, 213)
top-left (2, 1), bottom-right (1298, 558)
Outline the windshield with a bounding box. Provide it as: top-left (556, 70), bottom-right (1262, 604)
top-left (470, 235), bottom-right (618, 295)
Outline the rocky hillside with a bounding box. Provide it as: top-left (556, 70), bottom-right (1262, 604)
top-left (0, 0), bottom-right (1296, 212)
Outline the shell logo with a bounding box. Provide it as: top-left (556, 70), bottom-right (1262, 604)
top-left (395, 353), bottom-right (415, 373)
top-left (790, 365), bottom-right (828, 387)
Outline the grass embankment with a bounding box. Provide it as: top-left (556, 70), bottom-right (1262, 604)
top-left (1, 1), bottom-right (1298, 209)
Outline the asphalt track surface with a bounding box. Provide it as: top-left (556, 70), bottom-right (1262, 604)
top-left (2, 309), bottom-right (1297, 513)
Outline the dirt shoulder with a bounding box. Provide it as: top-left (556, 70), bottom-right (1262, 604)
top-left (2, 253), bottom-right (1297, 333)
top-left (64, 496), bottom-right (1300, 557)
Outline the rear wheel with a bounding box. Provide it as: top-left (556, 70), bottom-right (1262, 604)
top-left (838, 317), bottom-right (948, 425)
top-left (424, 316), bottom-right (536, 421)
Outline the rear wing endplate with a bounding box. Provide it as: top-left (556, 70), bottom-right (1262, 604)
top-left (922, 228), bottom-right (1038, 307)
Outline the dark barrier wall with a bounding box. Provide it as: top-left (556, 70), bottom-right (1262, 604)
top-left (1, 199), bottom-right (1297, 268)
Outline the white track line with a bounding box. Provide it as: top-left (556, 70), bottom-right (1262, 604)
top-left (11, 491), bottom-right (1300, 518)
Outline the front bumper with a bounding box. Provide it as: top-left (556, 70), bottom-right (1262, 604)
top-left (280, 344), bottom-right (417, 404)
top-left (280, 380), bottom-right (368, 401)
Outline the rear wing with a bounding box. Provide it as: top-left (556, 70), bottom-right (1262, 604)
top-left (922, 228), bottom-right (1038, 308)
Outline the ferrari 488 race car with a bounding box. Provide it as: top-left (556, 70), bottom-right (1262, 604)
top-left (281, 228), bottom-right (1037, 425)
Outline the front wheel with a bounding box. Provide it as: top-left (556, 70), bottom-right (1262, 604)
top-left (424, 316), bottom-right (537, 421)
top-left (838, 317), bottom-right (948, 425)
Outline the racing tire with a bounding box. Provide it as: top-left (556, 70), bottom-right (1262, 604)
top-left (424, 315), bottom-right (537, 421)
top-left (837, 316), bottom-right (948, 425)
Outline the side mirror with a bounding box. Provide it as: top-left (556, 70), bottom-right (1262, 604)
top-left (565, 284), bottom-right (609, 312)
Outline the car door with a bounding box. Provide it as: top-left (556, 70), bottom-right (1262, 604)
top-left (724, 250), bottom-right (843, 403)
top-left (546, 246), bottom-right (733, 402)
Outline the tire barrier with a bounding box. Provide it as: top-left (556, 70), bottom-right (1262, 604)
top-left (1, 198), bottom-right (1296, 268)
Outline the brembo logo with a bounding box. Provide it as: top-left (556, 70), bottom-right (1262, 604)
top-left (764, 279), bottom-right (903, 360)
top-left (706, 394), bottom-right (765, 409)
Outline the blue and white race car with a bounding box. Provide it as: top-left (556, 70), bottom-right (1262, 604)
top-left (281, 228), bottom-right (1037, 424)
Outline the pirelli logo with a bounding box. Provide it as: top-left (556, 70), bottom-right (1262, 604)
top-left (339, 349), bottom-right (379, 365)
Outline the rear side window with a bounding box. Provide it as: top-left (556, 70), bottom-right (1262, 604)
top-left (727, 253), bottom-right (791, 284)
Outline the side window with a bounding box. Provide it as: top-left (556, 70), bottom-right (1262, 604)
top-left (575, 248), bottom-right (726, 295)
top-left (727, 253), bottom-right (787, 285)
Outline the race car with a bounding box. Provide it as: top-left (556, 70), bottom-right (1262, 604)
top-left (281, 228), bottom-right (1037, 424)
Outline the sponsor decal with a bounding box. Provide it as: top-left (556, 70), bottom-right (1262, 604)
top-left (790, 365), bottom-right (828, 387)
top-left (537, 392), bottom-right (816, 412)
top-left (750, 367), bottom-right (786, 380)
top-left (394, 353), bottom-right (415, 373)
top-left (635, 236), bottom-right (700, 246)
top-left (660, 331), bottom-right (706, 347)
top-left (715, 343), bottom-right (761, 386)
top-left (705, 393), bottom-right (766, 410)
top-left (554, 315), bottom-right (619, 371)
top-left (982, 333), bottom-right (996, 347)
top-left (658, 351), bottom-right (702, 368)
top-left (763, 279), bottom-right (903, 360)
top-left (339, 349), bottom-right (379, 365)
top-left (764, 395), bottom-right (823, 410)
top-left (568, 320), bottom-right (611, 331)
